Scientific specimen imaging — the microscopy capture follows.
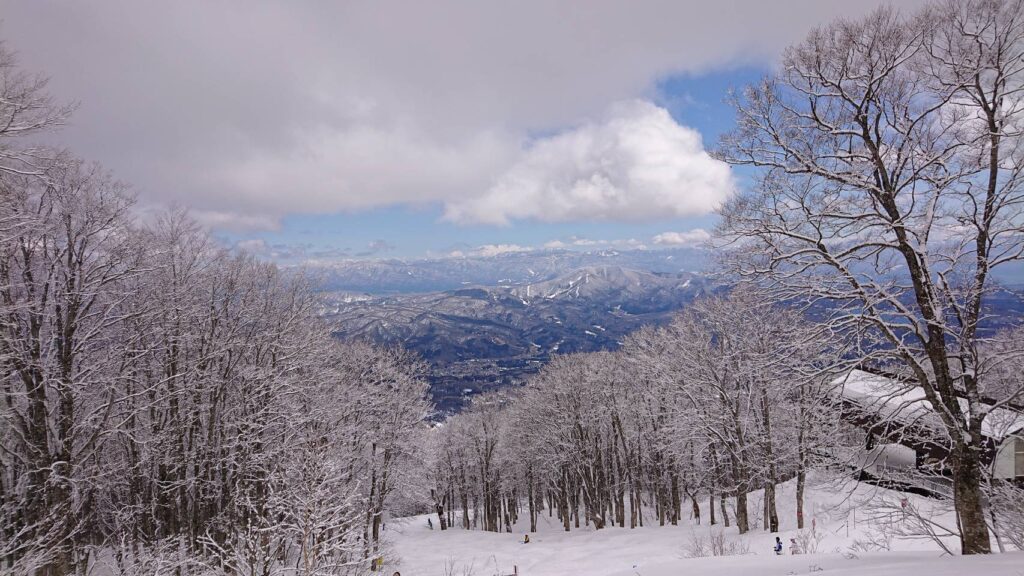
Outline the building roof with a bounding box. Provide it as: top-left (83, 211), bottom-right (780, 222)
top-left (833, 369), bottom-right (1024, 442)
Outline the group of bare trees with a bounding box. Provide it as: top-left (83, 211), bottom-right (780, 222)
top-left (716, 0), bottom-right (1024, 555)
top-left (431, 0), bottom-right (1024, 556)
top-left (0, 44), bottom-right (429, 576)
top-left (6, 0), bottom-right (1024, 569)
top-left (428, 292), bottom-right (843, 539)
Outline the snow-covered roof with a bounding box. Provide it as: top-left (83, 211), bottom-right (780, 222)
top-left (832, 369), bottom-right (1024, 441)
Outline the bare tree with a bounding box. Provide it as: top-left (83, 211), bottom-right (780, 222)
top-left (0, 159), bottom-right (138, 575)
top-left (427, 291), bottom-right (843, 545)
top-left (716, 0), bottom-right (1024, 554)
top-left (0, 186), bottom-right (431, 575)
top-left (659, 290), bottom-right (839, 535)
top-left (0, 42), bottom-right (74, 174)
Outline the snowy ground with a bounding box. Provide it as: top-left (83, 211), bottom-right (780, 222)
top-left (385, 477), bottom-right (1024, 576)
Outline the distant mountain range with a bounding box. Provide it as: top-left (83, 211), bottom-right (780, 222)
top-left (308, 247), bottom-right (710, 294)
top-left (316, 252), bottom-right (714, 414)
top-left (312, 248), bottom-right (1024, 416)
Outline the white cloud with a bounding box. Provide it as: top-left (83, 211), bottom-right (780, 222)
top-left (234, 238), bottom-right (269, 253)
top-left (3, 1), bottom-right (925, 229)
top-left (543, 236), bottom-right (650, 251)
top-left (546, 237), bottom-right (604, 248)
top-left (192, 210), bottom-right (282, 232)
top-left (448, 244), bottom-right (533, 258)
top-left (206, 124), bottom-right (517, 217)
top-left (652, 228), bottom-right (712, 246)
top-left (443, 101), bottom-right (734, 225)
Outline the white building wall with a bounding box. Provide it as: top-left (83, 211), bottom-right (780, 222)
top-left (993, 436), bottom-right (1023, 479)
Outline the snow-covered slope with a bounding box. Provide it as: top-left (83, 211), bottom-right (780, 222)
top-left (384, 478), bottom-right (1022, 576)
top-left (504, 266), bottom-right (693, 304)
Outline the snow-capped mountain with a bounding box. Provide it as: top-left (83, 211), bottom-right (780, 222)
top-left (306, 247), bottom-right (709, 294)
top-left (321, 264), bottom-right (713, 413)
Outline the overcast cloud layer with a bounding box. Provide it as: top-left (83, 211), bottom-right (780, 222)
top-left (1, 1), bottom-right (925, 231)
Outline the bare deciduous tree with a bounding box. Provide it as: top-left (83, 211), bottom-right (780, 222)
top-left (716, 0), bottom-right (1024, 554)
top-left (0, 42), bottom-right (74, 174)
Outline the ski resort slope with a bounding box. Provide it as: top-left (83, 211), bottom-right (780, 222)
top-left (388, 479), bottom-right (1024, 576)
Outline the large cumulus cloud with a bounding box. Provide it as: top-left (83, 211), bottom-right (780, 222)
top-left (444, 101), bottom-right (733, 224)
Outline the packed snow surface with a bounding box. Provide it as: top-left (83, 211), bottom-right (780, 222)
top-left (386, 478), bottom-right (1024, 576)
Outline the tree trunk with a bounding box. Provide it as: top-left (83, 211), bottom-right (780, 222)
top-left (709, 492), bottom-right (717, 525)
top-left (528, 473), bottom-right (537, 533)
top-left (572, 483), bottom-right (580, 529)
top-left (796, 469), bottom-right (805, 530)
top-left (953, 448), bottom-right (991, 554)
top-left (763, 489), bottom-right (769, 531)
top-left (670, 473), bottom-right (680, 526)
top-left (559, 473), bottom-right (571, 532)
top-left (432, 489), bottom-right (447, 530)
top-left (735, 491), bottom-right (749, 534)
top-left (720, 493), bottom-right (730, 528)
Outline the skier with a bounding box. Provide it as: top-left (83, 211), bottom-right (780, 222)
top-left (427, 517), bottom-right (433, 530)
top-left (774, 537), bottom-right (783, 555)
top-left (790, 538), bottom-right (802, 555)
top-left (523, 534), bottom-right (530, 544)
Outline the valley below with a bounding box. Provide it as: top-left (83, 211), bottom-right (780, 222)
top-left (320, 256), bottom-right (712, 413)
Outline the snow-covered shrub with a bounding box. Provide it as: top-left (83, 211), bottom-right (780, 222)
top-left (989, 483), bottom-right (1024, 551)
top-left (443, 556), bottom-right (478, 576)
top-left (868, 496), bottom-right (959, 555)
top-left (683, 529), bottom-right (750, 558)
top-left (849, 528), bottom-right (893, 553)
top-left (793, 526), bottom-right (825, 554)
top-left (683, 533), bottom-right (710, 558)
top-left (94, 538), bottom-right (209, 576)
